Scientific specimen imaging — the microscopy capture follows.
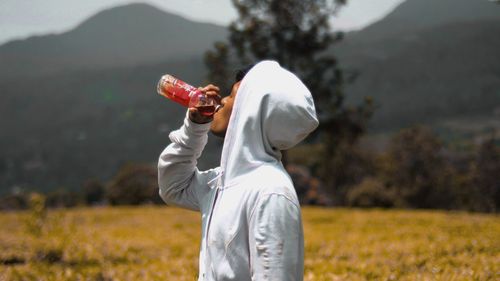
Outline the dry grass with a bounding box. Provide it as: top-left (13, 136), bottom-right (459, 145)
top-left (0, 206), bottom-right (498, 280)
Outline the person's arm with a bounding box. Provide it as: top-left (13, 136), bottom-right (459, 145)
top-left (249, 193), bottom-right (304, 281)
top-left (157, 111), bottom-right (217, 211)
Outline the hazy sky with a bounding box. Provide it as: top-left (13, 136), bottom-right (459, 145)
top-left (0, 0), bottom-right (406, 45)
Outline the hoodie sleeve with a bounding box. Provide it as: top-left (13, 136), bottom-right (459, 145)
top-left (158, 111), bottom-right (218, 211)
top-left (249, 193), bottom-right (304, 281)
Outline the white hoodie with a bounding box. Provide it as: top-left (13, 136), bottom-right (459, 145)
top-left (158, 61), bottom-right (319, 281)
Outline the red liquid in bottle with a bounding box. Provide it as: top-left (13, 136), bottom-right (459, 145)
top-left (157, 75), bottom-right (198, 107)
top-left (157, 74), bottom-right (219, 116)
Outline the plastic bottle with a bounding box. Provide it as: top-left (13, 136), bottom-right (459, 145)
top-left (157, 74), bottom-right (219, 116)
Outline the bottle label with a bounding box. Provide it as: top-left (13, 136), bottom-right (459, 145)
top-left (157, 74), bottom-right (198, 107)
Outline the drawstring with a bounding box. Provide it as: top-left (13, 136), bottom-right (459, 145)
top-left (207, 170), bottom-right (224, 189)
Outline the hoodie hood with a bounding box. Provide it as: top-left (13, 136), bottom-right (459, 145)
top-left (220, 61), bottom-right (319, 187)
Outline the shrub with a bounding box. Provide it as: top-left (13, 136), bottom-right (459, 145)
top-left (347, 178), bottom-right (396, 208)
top-left (106, 163), bottom-right (160, 205)
top-left (82, 179), bottom-right (105, 205)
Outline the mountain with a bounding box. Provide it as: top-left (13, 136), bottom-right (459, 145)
top-left (1, 0), bottom-right (500, 194)
top-left (344, 20), bottom-right (500, 130)
top-left (335, 0), bottom-right (500, 131)
top-left (0, 3), bottom-right (227, 80)
top-left (0, 59), bottom-right (224, 194)
top-left (338, 0), bottom-right (500, 66)
top-left (348, 0), bottom-right (500, 42)
top-left (0, 4), bottom-right (227, 194)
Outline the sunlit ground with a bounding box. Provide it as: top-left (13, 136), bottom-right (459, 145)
top-left (1, 206), bottom-right (498, 280)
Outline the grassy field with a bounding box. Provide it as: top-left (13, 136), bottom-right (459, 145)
top-left (0, 206), bottom-right (498, 280)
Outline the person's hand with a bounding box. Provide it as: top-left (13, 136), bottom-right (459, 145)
top-left (189, 84), bottom-right (221, 124)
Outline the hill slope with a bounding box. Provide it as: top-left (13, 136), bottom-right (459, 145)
top-left (335, 0), bottom-right (500, 131)
top-left (349, 0), bottom-right (500, 42)
top-left (0, 4), bottom-right (226, 193)
top-left (346, 20), bottom-right (500, 130)
top-left (0, 3), bottom-right (226, 80)
top-left (0, 59), bottom-right (223, 194)
top-left (1, 0), bottom-right (500, 193)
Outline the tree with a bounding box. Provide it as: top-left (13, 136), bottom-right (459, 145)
top-left (82, 179), bottom-right (105, 205)
top-left (46, 189), bottom-right (80, 208)
top-left (470, 137), bottom-right (500, 212)
top-left (204, 0), bottom-right (373, 201)
top-left (0, 193), bottom-right (28, 210)
top-left (381, 126), bottom-right (455, 209)
top-left (205, 42), bottom-right (231, 96)
top-left (106, 163), bottom-right (160, 205)
top-left (347, 177), bottom-right (395, 208)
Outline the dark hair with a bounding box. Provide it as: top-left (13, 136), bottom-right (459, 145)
top-left (235, 64), bottom-right (255, 82)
